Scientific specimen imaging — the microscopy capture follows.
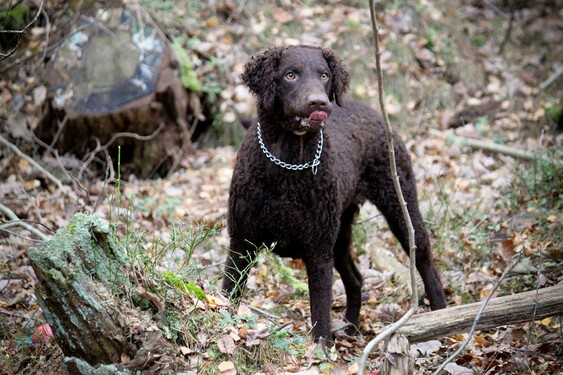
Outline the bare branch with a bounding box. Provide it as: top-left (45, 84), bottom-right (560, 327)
top-left (0, 133), bottom-right (79, 202)
top-left (434, 253), bottom-right (523, 374)
top-left (0, 203), bottom-right (50, 242)
top-left (498, 0), bottom-right (516, 55)
top-left (358, 2), bottom-right (418, 374)
top-left (77, 123), bottom-right (165, 180)
top-left (538, 66), bottom-right (563, 92)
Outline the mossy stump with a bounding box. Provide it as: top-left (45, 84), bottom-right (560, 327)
top-left (28, 213), bottom-right (136, 367)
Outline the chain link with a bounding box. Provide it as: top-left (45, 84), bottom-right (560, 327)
top-left (256, 122), bottom-right (323, 175)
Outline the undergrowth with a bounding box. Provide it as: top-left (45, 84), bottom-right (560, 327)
top-left (102, 159), bottom-right (314, 372)
top-left (510, 146), bottom-right (562, 211)
top-left (417, 144), bottom-right (562, 302)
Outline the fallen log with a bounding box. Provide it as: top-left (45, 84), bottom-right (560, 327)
top-left (399, 284), bottom-right (563, 343)
top-left (377, 284), bottom-right (563, 374)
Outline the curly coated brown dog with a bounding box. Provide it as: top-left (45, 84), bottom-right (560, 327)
top-left (222, 45), bottom-right (447, 342)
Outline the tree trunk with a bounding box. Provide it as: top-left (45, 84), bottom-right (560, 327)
top-left (28, 213), bottom-right (136, 366)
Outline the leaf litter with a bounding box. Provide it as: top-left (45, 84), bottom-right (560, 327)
top-left (0, 0), bottom-right (562, 374)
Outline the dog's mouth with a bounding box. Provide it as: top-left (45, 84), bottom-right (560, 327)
top-left (293, 111), bottom-right (328, 135)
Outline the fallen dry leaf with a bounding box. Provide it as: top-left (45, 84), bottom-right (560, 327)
top-left (217, 335), bottom-right (236, 355)
top-left (218, 361), bottom-right (236, 374)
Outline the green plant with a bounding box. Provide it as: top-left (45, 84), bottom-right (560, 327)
top-left (172, 40), bottom-right (202, 92)
top-left (545, 104), bottom-right (563, 126)
top-left (512, 147), bottom-right (562, 210)
top-left (472, 34), bottom-right (487, 47)
top-left (162, 270), bottom-right (205, 300)
top-left (273, 257), bottom-right (308, 294)
top-left (425, 26), bottom-right (439, 52)
top-left (107, 146), bottom-right (122, 225)
top-left (224, 242), bottom-right (272, 301)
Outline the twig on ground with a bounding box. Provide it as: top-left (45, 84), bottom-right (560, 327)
top-left (0, 134), bottom-right (80, 202)
top-left (0, 203), bottom-right (50, 242)
top-left (525, 246), bottom-right (543, 362)
top-left (434, 252), bottom-right (523, 375)
top-left (247, 305), bottom-right (281, 320)
top-left (428, 128), bottom-right (535, 160)
top-left (358, 2), bottom-right (418, 374)
top-left (38, 4), bottom-right (50, 67)
top-left (482, 0), bottom-right (509, 18)
top-left (538, 66), bottom-right (563, 91)
top-left (92, 153), bottom-right (116, 214)
top-left (32, 133), bottom-right (92, 204)
top-left (50, 115), bottom-right (69, 149)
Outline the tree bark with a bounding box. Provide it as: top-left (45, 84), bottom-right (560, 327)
top-left (398, 284), bottom-right (563, 343)
top-left (28, 213), bottom-right (136, 366)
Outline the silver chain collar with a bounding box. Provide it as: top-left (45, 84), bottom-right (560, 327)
top-left (256, 122), bottom-right (324, 175)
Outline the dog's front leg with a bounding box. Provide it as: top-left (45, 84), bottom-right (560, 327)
top-left (222, 237), bottom-right (257, 303)
top-left (304, 255), bottom-right (334, 343)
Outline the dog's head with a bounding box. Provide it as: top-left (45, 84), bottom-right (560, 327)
top-left (241, 45), bottom-right (350, 133)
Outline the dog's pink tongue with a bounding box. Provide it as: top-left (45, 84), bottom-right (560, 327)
top-left (309, 111), bottom-right (328, 122)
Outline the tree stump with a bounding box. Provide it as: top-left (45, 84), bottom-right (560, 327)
top-left (35, 4), bottom-right (210, 178)
top-left (28, 213), bottom-right (136, 367)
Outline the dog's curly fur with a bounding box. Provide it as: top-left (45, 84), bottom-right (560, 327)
top-left (223, 45), bottom-right (446, 341)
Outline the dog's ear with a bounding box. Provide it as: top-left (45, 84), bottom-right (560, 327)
top-left (241, 47), bottom-right (285, 111)
top-left (322, 48), bottom-right (350, 106)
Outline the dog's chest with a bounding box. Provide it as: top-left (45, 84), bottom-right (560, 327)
top-left (259, 173), bottom-right (333, 218)
top-left (232, 169), bottom-right (338, 246)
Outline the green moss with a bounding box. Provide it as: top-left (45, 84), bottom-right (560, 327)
top-left (29, 213), bottom-right (129, 288)
top-left (161, 270), bottom-right (206, 300)
top-left (172, 41), bottom-right (202, 92)
top-left (0, 4), bottom-right (29, 31)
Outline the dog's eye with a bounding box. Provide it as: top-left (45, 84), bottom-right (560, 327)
top-left (321, 72), bottom-right (329, 81)
top-left (285, 71), bottom-right (296, 80)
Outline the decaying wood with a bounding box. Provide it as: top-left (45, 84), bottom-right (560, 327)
top-left (28, 213), bottom-right (136, 366)
top-left (398, 284), bottom-right (563, 343)
top-left (429, 128), bottom-right (535, 160)
top-left (29, 213), bottom-right (187, 374)
top-left (369, 246), bottom-right (424, 297)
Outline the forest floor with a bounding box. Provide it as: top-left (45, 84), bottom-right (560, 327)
top-left (0, 1), bottom-right (562, 374)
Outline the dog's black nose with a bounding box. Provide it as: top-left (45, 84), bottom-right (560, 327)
top-left (308, 94), bottom-right (330, 110)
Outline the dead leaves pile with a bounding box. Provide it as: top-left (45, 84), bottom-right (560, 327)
top-left (1, 0), bottom-right (562, 374)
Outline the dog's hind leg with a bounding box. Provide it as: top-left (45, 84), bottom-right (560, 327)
top-left (368, 165), bottom-right (447, 310)
top-left (334, 205), bottom-right (363, 334)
